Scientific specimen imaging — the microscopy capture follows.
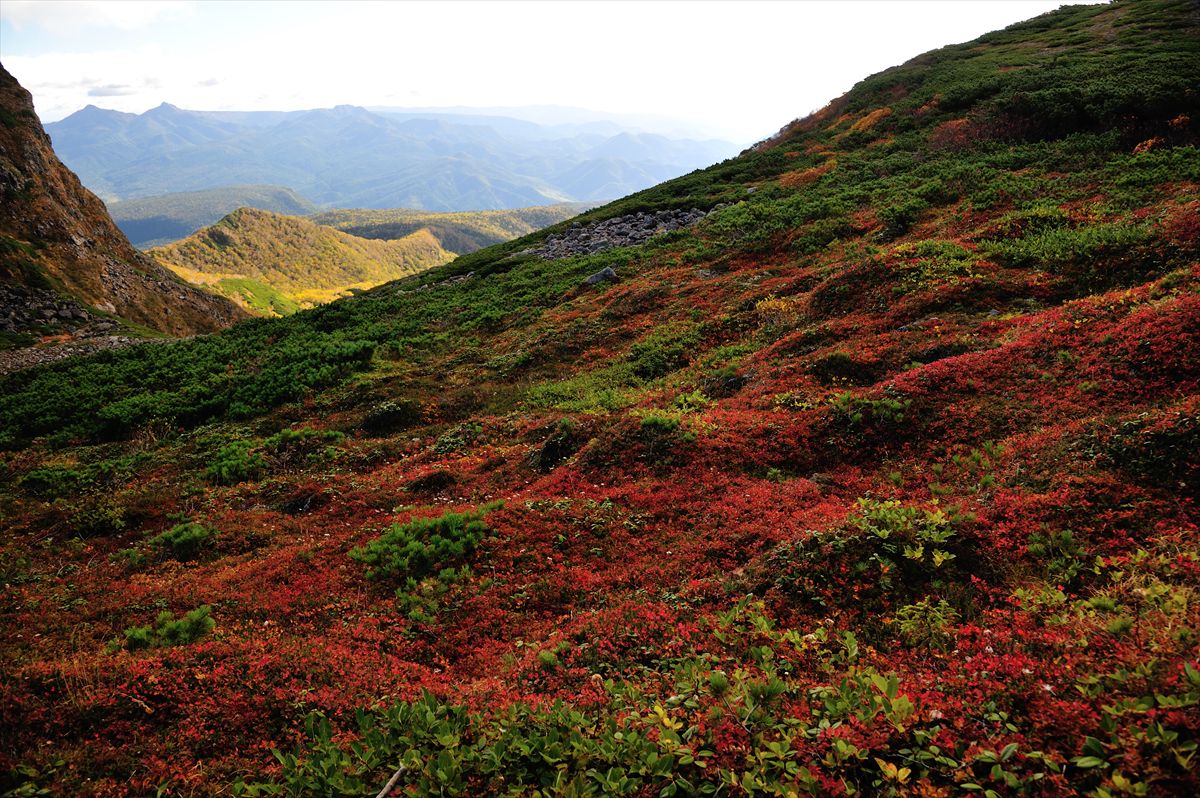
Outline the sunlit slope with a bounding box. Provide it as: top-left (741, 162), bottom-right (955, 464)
top-left (311, 202), bottom-right (593, 253)
top-left (150, 207), bottom-right (454, 313)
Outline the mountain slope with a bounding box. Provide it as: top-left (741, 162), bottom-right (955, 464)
top-left (149, 207), bottom-right (454, 314)
top-left (0, 64), bottom-right (246, 337)
top-left (108, 185), bottom-right (319, 247)
top-left (311, 202), bottom-right (594, 253)
top-left (1, 2), bottom-right (1199, 795)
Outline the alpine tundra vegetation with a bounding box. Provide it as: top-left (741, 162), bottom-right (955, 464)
top-left (1, 1), bottom-right (1199, 796)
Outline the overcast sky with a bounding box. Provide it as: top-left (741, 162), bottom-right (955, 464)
top-left (1, 0), bottom-right (1098, 143)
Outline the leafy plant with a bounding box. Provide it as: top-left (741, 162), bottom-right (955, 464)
top-left (206, 440), bottom-right (267, 485)
top-left (147, 522), bottom-right (217, 561)
top-left (893, 597), bottom-right (960, 651)
top-left (349, 506), bottom-right (495, 582)
top-left (122, 605), bottom-right (215, 651)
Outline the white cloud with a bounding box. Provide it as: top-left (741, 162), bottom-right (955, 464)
top-left (4, 0), bottom-right (1103, 142)
top-left (1, 1), bottom-right (193, 33)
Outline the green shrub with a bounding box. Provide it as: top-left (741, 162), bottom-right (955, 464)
top-left (206, 440), bottom-right (267, 485)
top-left (123, 605), bottom-right (215, 650)
top-left (878, 199), bottom-right (927, 240)
top-left (791, 216), bottom-right (854, 255)
top-left (640, 415), bottom-right (680, 435)
top-left (148, 522), bottom-right (217, 561)
top-left (19, 466), bottom-right (88, 499)
top-left (981, 221), bottom-right (1153, 288)
top-left (809, 351), bottom-right (878, 386)
top-left (984, 204), bottom-right (1071, 239)
top-left (533, 418), bottom-right (580, 473)
top-left (894, 597), bottom-right (959, 651)
top-left (69, 495), bottom-right (128, 537)
top-left (829, 392), bottom-right (912, 427)
top-left (1104, 409), bottom-right (1199, 495)
top-left (627, 324), bottom-right (701, 381)
top-left (109, 547), bottom-right (147, 569)
top-left (434, 423), bottom-right (483, 454)
top-left (262, 427), bottom-right (345, 469)
top-left (1026, 527), bottom-right (1087, 587)
top-left (360, 398), bottom-right (424, 435)
top-left (349, 506), bottom-right (495, 582)
top-left (763, 498), bottom-right (973, 614)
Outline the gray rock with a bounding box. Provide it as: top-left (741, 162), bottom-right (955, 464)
top-left (583, 267), bottom-right (619, 285)
top-left (527, 207), bottom-right (712, 261)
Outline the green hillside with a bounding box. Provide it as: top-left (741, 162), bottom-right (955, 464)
top-left (1, 2), bottom-right (1199, 795)
top-left (312, 201), bottom-right (594, 252)
top-left (150, 207), bottom-right (453, 314)
top-left (108, 185), bottom-right (319, 247)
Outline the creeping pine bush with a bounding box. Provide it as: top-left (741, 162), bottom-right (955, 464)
top-left (829, 391), bottom-right (911, 427)
top-left (893, 597), bottom-right (960, 651)
top-left (627, 324), bottom-right (701, 380)
top-left (204, 428), bottom-right (344, 484)
top-left (147, 521), bottom-right (217, 561)
top-left (206, 441), bottom-right (266, 485)
top-left (360, 398), bottom-right (423, 436)
top-left (349, 506), bottom-right (497, 582)
top-left (262, 427), bottom-right (345, 470)
top-left (19, 466), bottom-right (88, 500)
top-left (123, 605), bottom-right (215, 651)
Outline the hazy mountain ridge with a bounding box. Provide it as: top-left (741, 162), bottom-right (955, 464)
top-left (108, 185), bottom-right (320, 247)
top-left (311, 202), bottom-right (594, 252)
top-left (46, 103), bottom-right (740, 210)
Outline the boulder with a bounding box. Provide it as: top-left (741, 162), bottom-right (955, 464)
top-left (583, 267), bottom-right (619, 285)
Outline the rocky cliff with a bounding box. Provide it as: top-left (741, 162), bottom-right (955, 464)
top-left (0, 63), bottom-right (246, 336)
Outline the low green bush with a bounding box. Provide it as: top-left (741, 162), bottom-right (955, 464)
top-left (19, 466), bottom-right (89, 500)
top-left (981, 221), bottom-right (1153, 289)
top-left (262, 427), bottom-right (344, 469)
top-left (349, 506), bottom-right (496, 582)
top-left (360, 398), bottom-right (424, 435)
top-left (627, 324), bottom-right (701, 381)
top-left (829, 392), bottom-right (911, 427)
top-left (147, 521), bottom-right (217, 561)
top-left (762, 498), bottom-right (975, 615)
top-left (122, 605), bottom-right (215, 651)
top-left (206, 441), bottom-right (266, 485)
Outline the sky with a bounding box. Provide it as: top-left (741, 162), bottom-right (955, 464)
top-left (1, 0), bottom-right (1100, 144)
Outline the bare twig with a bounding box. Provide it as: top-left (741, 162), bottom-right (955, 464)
top-left (375, 764), bottom-right (407, 798)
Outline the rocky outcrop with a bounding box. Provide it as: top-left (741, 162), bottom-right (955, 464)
top-left (524, 208), bottom-right (710, 260)
top-left (0, 283), bottom-right (98, 333)
top-left (0, 334), bottom-right (152, 376)
top-left (0, 63), bottom-right (246, 336)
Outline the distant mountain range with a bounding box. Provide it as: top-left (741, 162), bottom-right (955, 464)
top-left (46, 103), bottom-right (740, 211)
